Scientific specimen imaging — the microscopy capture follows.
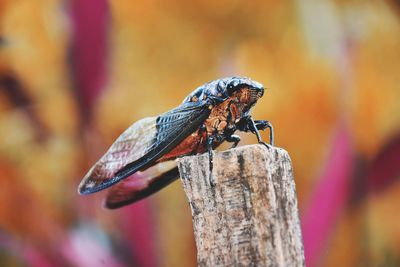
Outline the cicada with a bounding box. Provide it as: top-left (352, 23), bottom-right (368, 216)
top-left (78, 77), bottom-right (273, 208)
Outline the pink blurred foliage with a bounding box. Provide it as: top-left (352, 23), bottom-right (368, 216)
top-left (367, 133), bottom-right (400, 194)
top-left (69, 1), bottom-right (158, 266)
top-left (302, 123), bottom-right (354, 267)
top-left (69, 0), bottom-right (109, 117)
top-left (119, 200), bottom-right (159, 267)
top-left (23, 246), bottom-right (55, 267)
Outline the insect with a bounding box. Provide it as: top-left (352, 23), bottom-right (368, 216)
top-left (78, 77), bottom-right (274, 208)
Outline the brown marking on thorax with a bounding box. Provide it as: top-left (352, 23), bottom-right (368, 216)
top-left (160, 87), bottom-right (254, 161)
top-left (203, 87), bottom-right (252, 135)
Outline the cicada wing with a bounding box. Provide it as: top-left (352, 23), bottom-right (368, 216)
top-left (104, 165), bottom-right (179, 209)
top-left (79, 101), bottom-right (211, 195)
top-left (78, 117), bottom-right (158, 194)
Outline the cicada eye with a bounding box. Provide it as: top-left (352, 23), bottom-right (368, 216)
top-left (227, 83), bottom-right (235, 95)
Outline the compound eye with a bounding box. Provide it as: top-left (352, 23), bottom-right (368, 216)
top-left (227, 83), bottom-right (235, 95)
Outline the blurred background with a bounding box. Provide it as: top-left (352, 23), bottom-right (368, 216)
top-left (0, 0), bottom-right (399, 266)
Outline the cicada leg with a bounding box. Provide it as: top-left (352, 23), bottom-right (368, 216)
top-left (226, 134), bottom-right (241, 148)
top-left (256, 120), bottom-right (274, 146)
top-left (239, 116), bottom-right (274, 148)
top-left (206, 134), bottom-right (215, 187)
top-left (251, 119), bottom-right (274, 146)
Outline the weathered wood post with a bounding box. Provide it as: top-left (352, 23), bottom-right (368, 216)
top-left (178, 144), bottom-right (305, 267)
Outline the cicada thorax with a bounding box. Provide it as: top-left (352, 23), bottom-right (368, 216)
top-left (204, 100), bottom-right (236, 135)
top-left (158, 87), bottom-right (255, 161)
top-left (204, 86), bottom-right (255, 136)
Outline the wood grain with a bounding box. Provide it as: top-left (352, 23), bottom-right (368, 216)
top-left (178, 144), bottom-right (305, 267)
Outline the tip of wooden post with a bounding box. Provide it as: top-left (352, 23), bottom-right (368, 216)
top-left (177, 144), bottom-right (293, 189)
top-left (178, 144), bottom-right (291, 168)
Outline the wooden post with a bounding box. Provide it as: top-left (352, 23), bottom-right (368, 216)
top-left (178, 144), bottom-right (305, 267)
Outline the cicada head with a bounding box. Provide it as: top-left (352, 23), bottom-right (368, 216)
top-left (219, 77), bottom-right (265, 113)
top-left (225, 76), bottom-right (263, 97)
top-left (183, 77), bottom-right (265, 110)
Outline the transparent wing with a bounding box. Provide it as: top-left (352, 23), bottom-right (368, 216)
top-left (78, 117), bottom-right (157, 194)
top-left (78, 101), bottom-right (210, 194)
